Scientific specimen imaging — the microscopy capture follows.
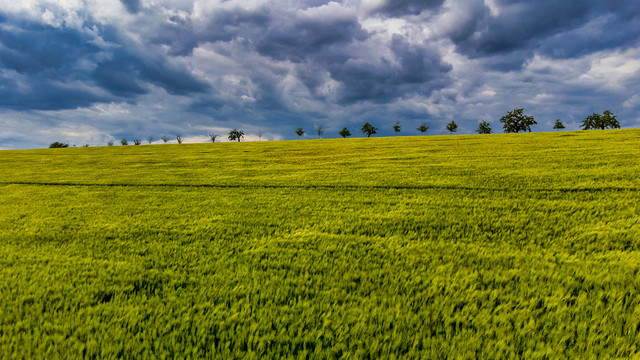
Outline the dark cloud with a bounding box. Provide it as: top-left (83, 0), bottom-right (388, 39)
top-left (144, 7), bottom-right (270, 56)
top-left (92, 48), bottom-right (210, 97)
top-left (537, 12), bottom-right (640, 59)
top-left (0, 16), bottom-right (209, 111)
top-left (0, 72), bottom-right (110, 111)
top-left (252, 11), bottom-right (450, 105)
top-left (92, 59), bottom-right (148, 97)
top-left (0, 20), bottom-right (110, 110)
top-left (256, 15), bottom-right (367, 62)
top-left (446, 0), bottom-right (640, 62)
top-left (374, 0), bottom-right (446, 16)
top-left (0, 21), bottom-right (101, 76)
top-left (120, 0), bottom-right (142, 14)
top-left (328, 36), bottom-right (452, 104)
top-left (134, 57), bottom-right (210, 95)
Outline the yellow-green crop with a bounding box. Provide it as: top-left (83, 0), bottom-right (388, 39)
top-left (1, 130), bottom-right (639, 358)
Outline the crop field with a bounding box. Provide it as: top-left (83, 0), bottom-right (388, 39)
top-left (1, 130), bottom-right (639, 358)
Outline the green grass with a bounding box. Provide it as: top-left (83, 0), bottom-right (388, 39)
top-left (1, 130), bottom-right (639, 358)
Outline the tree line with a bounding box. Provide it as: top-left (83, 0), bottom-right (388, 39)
top-left (49, 109), bottom-right (621, 148)
top-left (291, 108), bottom-right (620, 140)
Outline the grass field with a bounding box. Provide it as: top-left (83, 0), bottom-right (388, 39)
top-left (1, 130), bottom-right (639, 358)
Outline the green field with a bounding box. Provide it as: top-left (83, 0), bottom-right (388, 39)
top-left (1, 130), bottom-right (639, 358)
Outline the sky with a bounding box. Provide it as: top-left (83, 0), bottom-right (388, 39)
top-left (1, 0), bottom-right (639, 148)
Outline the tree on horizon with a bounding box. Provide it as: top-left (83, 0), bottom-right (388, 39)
top-left (339, 127), bottom-right (351, 138)
top-left (476, 120), bottom-right (492, 134)
top-left (446, 121), bottom-right (458, 134)
top-left (393, 121), bottom-right (401, 133)
top-left (553, 119), bottom-right (565, 130)
top-left (228, 129), bottom-right (244, 142)
top-left (500, 108), bottom-right (537, 133)
top-left (581, 110), bottom-right (620, 130)
top-left (361, 122), bottom-right (378, 138)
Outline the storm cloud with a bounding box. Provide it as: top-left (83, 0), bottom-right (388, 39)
top-left (441, 0), bottom-right (640, 65)
top-left (0, 0), bottom-right (638, 149)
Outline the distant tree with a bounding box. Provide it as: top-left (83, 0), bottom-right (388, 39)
top-left (258, 130), bottom-right (263, 141)
top-left (228, 129), bottom-right (244, 142)
top-left (361, 122), bottom-right (378, 138)
top-left (209, 133), bottom-right (218, 142)
top-left (476, 120), bottom-right (492, 134)
top-left (581, 113), bottom-right (600, 130)
top-left (500, 108), bottom-right (537, 133)
top-left (107, 140), bottom-right (114, 146)
top-left (446, 120), bottom-right (458, 134)
top-left (601, 110), bottom-right (620, 129)
top-left (393, 121), bottom-right (401, 133)
top-left (295, 128), bottom-right (305, 137)
top-left (133, 139), bottom-right (142, 145)
top-left (83, 144), bottom-right (89, 147)
top-left (49, 141), bottom-right (69, 148)
top-left (146, 136), bottom-right (154, 144)
top-left (417, 122), bottom-right (429, 134)
top-left (339, 127), bottom-right (351, 138)
top-left (161, 136), bottom-right (170, 144)
top-left (317, 125), bottom-right (324, 138)
top-left (581, 110), bottom-right (620, 130)
top-left (120, 139), bottom-right (128, 146)
top-left (553, 119), bottom-right (565, 130)
top-left (176, 134), bottom-right (183, 144)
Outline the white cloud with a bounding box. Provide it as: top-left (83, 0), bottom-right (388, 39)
top-left (580, 47), bottom-right (640, 90)
top-left (623, 95), bottom-right (640, 109)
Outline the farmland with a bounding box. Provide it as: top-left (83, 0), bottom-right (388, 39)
top-left (1, 130), bottom-right (639, 358)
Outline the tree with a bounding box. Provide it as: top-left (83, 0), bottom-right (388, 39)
top-left (601, 110), bottom-right (620, 129)
top-left (361, 122), bottom-right (378, 137)
top-left (581, 110), bottom-right (620, 130)
top-left (107, 140), bottom-right (114, 146)
top-left (476, 120), bottom-right (492, 134)
top-left (500, 108), bottom-right (537, 133)
top-left (176, 134), bottom-right (183, 144)
top-left (317, 125), bottom-right (324, 138)
top-left (258, 130), bottom-right (263, 141)
top-left (49, 142), bottom-right (69, 148)
top-left (161, 136), bottom-right (170, 144)
top-left (581, 113), bottom-right (600, 130)
top-left (209, 133), bottom-right (218, 142)
top-left (228, 129), bottom-right (244, 142)
top-left (417, 122), bottom-right (429, 134)
top-left (553, 119), bottom-right (565, 130)
top-left (393, 121), bottom-right (401, 133)
top-left (339, 127), bottom-right (351, 138)
top-left (295, 128), bottom-right (305, 137)
top-left (146, 136), bottom-right (154, 144)
top-left (120, 139), bottom-right (128, 146)
top-left (133, 139), bottom-right (142, 145)
top-left (446, 120), bottom-right (458, 134)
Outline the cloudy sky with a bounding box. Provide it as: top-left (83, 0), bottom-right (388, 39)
top-left (1, 0), bottom-right (639, 148)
